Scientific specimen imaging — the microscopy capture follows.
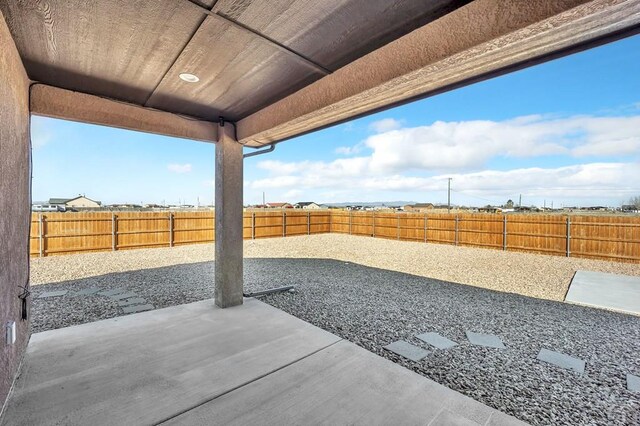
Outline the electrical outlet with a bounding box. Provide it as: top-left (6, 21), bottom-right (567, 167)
top-left (5, 321), bottom-right (16, 345)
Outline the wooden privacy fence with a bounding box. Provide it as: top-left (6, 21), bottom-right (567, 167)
top-left (30, 211), bottom-right (640, 263)
top-left (29, 211), bottom-right (331, 257)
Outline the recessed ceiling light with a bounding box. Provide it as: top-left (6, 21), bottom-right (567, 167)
top-left (179, 73), bottom-right (200, 83)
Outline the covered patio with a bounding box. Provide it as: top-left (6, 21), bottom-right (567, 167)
top-left (1, 298), bottom-right (525, 425)
top-left (1, 0), bottom-right (640, 424)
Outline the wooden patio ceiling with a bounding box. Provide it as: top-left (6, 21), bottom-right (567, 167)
top-left (2, 0), bottom-right (640, 145)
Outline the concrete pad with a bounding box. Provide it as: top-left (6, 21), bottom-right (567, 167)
top-left (38, 290), bottom-right (68, 298)
top-left (97, 288), bottom-right (127, 297)
top-left (628, 374), bottom-right (640, 392)
top-left (74, 287), bottom-right (101, 296)
top-left (465, 331), bottom-right (505, 349)
top-left (121, 304), bottom-right (154, 314)
top-left (163, 339), bottom-right (525, 426)
top-left (118, 298), bottom-right (147, 306)
top-left (109, 292), bottom-right (138, 300)
top-left (383, 340), bottom-right (429, 362)
top-left (565, 270), bottom-right (640, 315)
top-left (1, 299), bottom-right (340, 425)
top-left (416, 332), bottom-right (458, 350)
top-left (536, 349), bottom-right (585, 374)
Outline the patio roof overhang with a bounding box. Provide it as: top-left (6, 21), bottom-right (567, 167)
top-left (3, 0), bottom-right (640, 146)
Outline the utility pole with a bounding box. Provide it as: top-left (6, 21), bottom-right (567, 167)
top-left (262, 192), bottom-right (265, 206)
top-left (518, 194), bottom-right (522, 207)
top-left (447, 178), bottom-right (452, 213)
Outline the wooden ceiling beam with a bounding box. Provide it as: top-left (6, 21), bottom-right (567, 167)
top-left (30, 85), bottom-right (218, 142)
top-left (236, 0), bottom-right (640, 147)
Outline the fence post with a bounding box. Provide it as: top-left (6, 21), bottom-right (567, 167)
top-left (282, 210), bottom-right (286, 237)
top-left (252, 212), bottom-right (256, 239)
top-left (307, 211), bottom-right (311, 235)
top-left (454, 215), bottom-right (459, 246)
top-left (38, 213), bottom-right (44, 257)
top-left (397, 212), bottom-right (400, 240)
top-left (424, 213), bottom-right (427, 243)
top-left (502, 215), bottom-right (507, 251)
top-left (372, 211), bottom-right (376, 238)
top-left (566, 216), bottom-right (571, 257)
top-left (168, 213), bottom-right (173, 247)
top-left (112, 213), bottom-right (117, 250)
top-left (349, 210), bottom-right (352, 235)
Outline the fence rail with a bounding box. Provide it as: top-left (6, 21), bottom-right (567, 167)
top-left (30, 211), bottom-right (640, 263)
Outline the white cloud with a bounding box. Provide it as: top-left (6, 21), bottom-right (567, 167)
top-left (248, 161), bottom-right (639, 203)
top-left (31, 118), bottom-right (53, 149)
top-left (248, 113), bottom-right (640, 204)
top-left (335, 145), bottom-right (362, 155)
top-left (167, 163), bottom-right (192, 173)
top-left (362, 114), bottom-right (640, 173)
top-left (369, 118), bottom-right (403, 133)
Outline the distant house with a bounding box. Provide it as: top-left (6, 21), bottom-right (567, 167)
top-left (49, 195), bottom-right (101, 209)
top-left (294, 202), bottom-right (321, 209)
top-left (478, 206), bottom-right (501, 213)
top-left (266, 202), bottom-right (292, 209)
top-left (403, 203), bottom-right (434, 212)
top-left (621, 205), bottom-right (639, 213)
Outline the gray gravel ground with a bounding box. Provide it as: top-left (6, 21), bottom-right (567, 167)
top-left (30, 257), bottom-right (640, 426)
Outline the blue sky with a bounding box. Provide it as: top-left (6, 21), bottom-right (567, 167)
top-left (32, 34), bottom-right (640, 207)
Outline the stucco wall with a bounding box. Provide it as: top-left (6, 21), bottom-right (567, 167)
top-left (0, 10), bottom-right (31, 413)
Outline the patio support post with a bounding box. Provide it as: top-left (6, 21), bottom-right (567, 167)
top-left (215, 123), bottom-right (244, 308)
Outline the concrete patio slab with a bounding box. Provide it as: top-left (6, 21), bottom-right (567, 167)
top-left (118, 297), bottom-right (147, 306)
top-left (416, 332), bottom-right (458, 350)
top-left (164, 340), bottom-right (526, 426)
top-left (465, 331), bottom-right (506, 349)
top-left (537, 349), bottom-right (585, 374)
top-left (565, 270), bottom-right (640, 315)
top-left (628, 374), bottom-right (640, 392)
top-left (121, 304), bottom-right (154, 314)
top-left (1, 299), bottom-right (526, 426)
top-left (38, 290), bottom-right (67, 298)
top-left (383, 340), bottom-right (429, 362)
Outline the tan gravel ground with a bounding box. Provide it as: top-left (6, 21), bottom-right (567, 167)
top-left (30, 234), bottom-right (640, 301)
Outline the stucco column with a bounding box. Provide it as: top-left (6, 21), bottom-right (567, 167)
top-left (215, 123), bottom-right (243, 308)
top-left (1, 10), bottom-right (31, 409)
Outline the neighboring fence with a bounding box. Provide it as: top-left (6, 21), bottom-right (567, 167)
top-left (30, 211), bottom-right (640, 263)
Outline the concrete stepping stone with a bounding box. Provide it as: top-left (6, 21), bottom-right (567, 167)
top-left (465, 331), bottom-right (505, 349)
top-left (118, 298), bottom-right (147, 307)
top-left (74, 288), bottom-right (101, 296)
top-left (39, 290), bottom-right (68, 298)
top-left (627, 374), bottom-right (640, 392)
top-left (98, 288), bottom-right (127, 297)
top-left (383, 341), bottom-right (429, 362)
top-left (122, 304), bottom-right (154, 314)
top-left (537, 349), bottom-right (585, 374)
top-left (109, 292), bottom-right (138, 301)
top-left (416, 332), bottom-right (457, 350)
